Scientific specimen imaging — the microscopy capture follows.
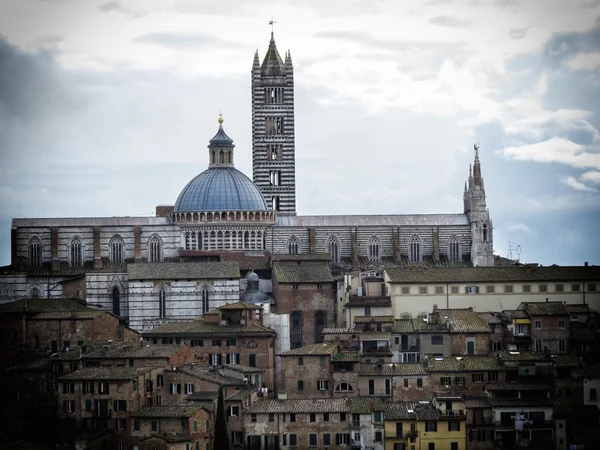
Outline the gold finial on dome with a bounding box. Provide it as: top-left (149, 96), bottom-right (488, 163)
top-left (218, 113), bottom-right (224, 124)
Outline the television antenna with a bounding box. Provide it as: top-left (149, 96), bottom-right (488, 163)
top-left (507, 242), bottom-right (521, 263)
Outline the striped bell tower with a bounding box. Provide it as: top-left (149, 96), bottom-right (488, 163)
top-left (251, 32), bottom-right (296, 215)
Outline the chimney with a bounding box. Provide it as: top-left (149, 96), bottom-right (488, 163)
top-left (585, 261), bottom-right (589, 267)
top-left (546, 297), bottom-right (548, 303)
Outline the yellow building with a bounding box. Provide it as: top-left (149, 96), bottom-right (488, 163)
top-left (383, 398), bottom-right (467, 450)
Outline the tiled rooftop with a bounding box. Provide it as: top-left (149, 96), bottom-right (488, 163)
top-left (497, 351), bottom-right (549, 362)
top-left (584, 361), bottom-right (600, 379)
top-left (178, 365), bottom-right (246, 387)
top-left (247, 398), bottom-right (348, 414)
top-left (0, 298), bottom-right (89, 314)
top-left (271, 253), bottom-right (331, 261)
top-left (360, 332), bottom-right (391, 341)
top-left (486, 383), bottom-right (551, 391)
top-left (570, 322), bottom-right (600, 341)
top-left (278, 343), bottom-right (338, 357)
top-left (502, 310), bottom-right (529, 320)
top-left (438, 309), bottom-right (491, 333)
top-left (353, 315), bottom-right (394, 324)
top-left (179, 250), bottom-right (270, 271)
top-left (83, 342), bottom-right (184, 360)
top-left (358, 363), bottom-right (427, 376)
top-left (393, 319), bottom-right (415, 333)
top-left (490, 398), bottom-right (554, 407)
top-left (132, 406), bottom-right (205, 418)
top-left (142, 319), bottom-right (275, 337)
top-left (32, 311), bottom-right (108, 320)
top-left (273, 263), bottom-right (334, 283)
top-left (464, 397), bottom-right (492, 409)
top-left (127, 261), bottom-right (240, 280)
top-left (331, 352), bottom-right (361, 363)
top-left (477, 312), bottom-right (505, 325)
top-left (566, 304), bottom-right (590, 314)
top-left (347, 397), bottom-right (385, 414)
top-left (322, 328), bottom-right (358, 334)
top-left (59, 367), bottom-right (149, 380)
top-left (520, 301), bottom-right (569, 316)
top-left (550, 354), bottom-right (582, 368)
top-left (382, 401), bottom-right (439, 421)
top-left (426, 356), bottom-right (503, 372)
top-left (385, 266), bottom-right (600, 284)
top-left (219, 301), bottom-right (261, 310)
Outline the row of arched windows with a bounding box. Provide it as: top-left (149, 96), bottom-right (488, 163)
top-left (26, 234), bottom-right (163, 267)
top-left (286, 234), bottom-right (464, 263)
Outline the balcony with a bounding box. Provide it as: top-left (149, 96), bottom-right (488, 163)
top-left (467, 417), bottom-right (494, 426)
top-left (348, 295), bottom-right (391, 307)
top-left (438, 409), bottom-right (466, 418)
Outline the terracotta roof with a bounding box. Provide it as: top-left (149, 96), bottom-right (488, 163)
top-left (271, 253), bottom-right (331, 261)
top-left (224, 364), bottom-right (265, 374)
top-left (59, 367), bottom-right (150, 380)
top-left (503, 310), bottom-right (529, 320)
top-left (278, 343), bottom-right (338, 356)
top-left (0, 298), bottom-right (89, 314)
top-left (520, 301), bottom-right (569, 316)
top-left (353, 315), bottom-right (394, 324)
top-left (426, 356), bottom-right (503, 372)
top-left (347, 397), bottom-right (385, 414)
top-left (177, 365), bottom-right (245, 387)
top-left (584, 362), bottom-right (600, 378)
top-left (382, 401), bottom-right (439, 421)
top-left (497, 351), bottom-right (549, 362)
top-left (438, 309), bottom-right (491, 333)
top-left (550, 354), bottom-right (582, 368)
top-left (486, 383), bottom-right (551, 391)
top-left (31, 311), bottom-right (109, 320)
top-left (393, 319), bottom-right (415, 333)
top-left (142, 319), bottom-right (275, 337)
top-left (477, 312), bottom-right (505, 325)
top-left (83, 343), bottom-right (184, 360)
top-left (132, 406), bottom-right (205, 418)
top-left (570, 322), bottom-right (600, 341)
top-left (566, 304), bottom-right (590, 314)
top-left (322, 328), bottom-right (358, 334)
top-left (464, 397), bottom-right (492, 409)
top-left (331, 352), bottom-right (361, 363)
top-left (385, 266), bottom-right (600, 284)
top-left (247, 398), bottom-right (348, 413)
top-left (272, 263), bottom-right (334, 283)
top-left (219, 301), bottom-right (261, 310)
top-left (412, 318), bottom-right (449, 333)
top-left (179, 250), bottom-right (270, 271)
top-left (127, 262), bottom-right (240, 280)
top-left (360, 332), bottom-right (391, 341)
top-left (358, 363), bottom-right (427, 376)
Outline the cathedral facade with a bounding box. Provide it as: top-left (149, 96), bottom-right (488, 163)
top-left (1, 32), bottom-right (494, 329)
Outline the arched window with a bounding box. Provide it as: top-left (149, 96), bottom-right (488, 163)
top-left (247, 340), bottom-right (258, 349)
top-left (28, 237), bottom-right (42, 268)
top-left (482, 223), bottom-right (488, 243)
top-left (109, 235), bottom-right (125, 264)
top-left (149, 235), bottom-right (162, 263)
top-left (202, 289), bottom-right (209, 314)
top-left (70, 237), bottom-right (82, 267)
top-left (290, 311), bottom-right (302, 349)
top-left (315, 311), bottom-right (326, 344)
top-left (30, 287), bottom-right (40, 299)
top-left (288, 236), bottom-right (299, 255)
top-left (368, 236), bottom-right (380, 261)
top-left (112, 287), bottom-right (121, 316)
top-left (328, 235), bottom-right (339, 264)
top-left (409, 235), bottom-right (421, 262)
top-left (335, 382), bottom-right (354, 392)
top-left (159, 287), bottom-right (166, 318)
top-left (448, 235), bottom-right (460, 262)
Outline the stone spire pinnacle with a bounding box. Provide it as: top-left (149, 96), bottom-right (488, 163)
top-left (260, 31), bottom-right (285, 76)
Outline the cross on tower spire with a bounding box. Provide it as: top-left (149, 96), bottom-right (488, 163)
top-left (269, 14), bottom-right (277, 36)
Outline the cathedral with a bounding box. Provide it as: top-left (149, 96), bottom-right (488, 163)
top-left (0, 32), bottom-right (494, 329)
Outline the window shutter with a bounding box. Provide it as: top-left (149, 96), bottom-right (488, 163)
top-left (336, 434), bottom-right (340, 445)
top-left (114, 400), bottom-right (118, 411)
top-left (237, 353), bottom-right (240, 363)
top-left (177, 384), bottom-right (182, 394)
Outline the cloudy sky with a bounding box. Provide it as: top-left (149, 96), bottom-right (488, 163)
top-left (1, 0), bottom-right (599, 266)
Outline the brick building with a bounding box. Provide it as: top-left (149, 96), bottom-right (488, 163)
top-left (143, 302), bottom-right (276, 388)
top-left (272, 262), bottom-right (335, 348)
top-left (426, 356), bottom-right (505, 397)
top-left (278, 343), bottom-right (337, 399)
top-left (518, 301), bottom-right (570, 353)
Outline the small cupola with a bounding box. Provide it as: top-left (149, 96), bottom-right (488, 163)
top-left (208, 114), bottom-right (235, 168)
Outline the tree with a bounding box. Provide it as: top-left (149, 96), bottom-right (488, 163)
top-left (214, 387), bottom-right (230, 450)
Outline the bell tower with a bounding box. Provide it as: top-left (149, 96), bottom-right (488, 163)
top-left (465, 144), bottom-right (494, 266)
top-left (251, 31), bottom-right (296, 215)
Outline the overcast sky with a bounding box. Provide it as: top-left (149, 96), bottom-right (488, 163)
top-left (1, 0), bottom-right (599, 267)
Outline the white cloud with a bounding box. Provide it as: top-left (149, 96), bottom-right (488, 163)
top-left (506, 221), bottom-right (533, 234)
top-left (562, 176), bottom-right (597, 192)
top-left (568, 52), bottom-right (600, 71)
top-left (581, 170), bottom-right (600, 184)
top-left (497, 138), bottom-right (600, 170)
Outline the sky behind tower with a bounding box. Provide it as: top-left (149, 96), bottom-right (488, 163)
top-left (0, 0), bottom-right (599, 266)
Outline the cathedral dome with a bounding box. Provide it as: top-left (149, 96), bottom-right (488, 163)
top-left (174, 167), bottom-right (268, 212)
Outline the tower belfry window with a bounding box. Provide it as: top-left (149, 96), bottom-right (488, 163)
top-left (149, 235), bottom-right (162, 262)
top-left (265, 116), bottom-right (284, 136)
top-left (483, 224), bottom-right (488, 242)
top-left (271, 196), bottom-right (280, 211)
top-left (29, 237), bottom-right (42, 267)
top-left (328, 236), bottom-right (340, 264)
top-left (70, 237), bottom-right (82, 267)
top-left (448, 236), bottom-right (460, 262)
top-left (109, 235), bottom-right (125, 264)
top-left (288, 236), bottom-right (299, 254)
top-left (159, 288), bottom-right (166, 318)
top-left (268, 144), bottom-right (282, 161)
top-left (269, 170), bottom-right (281, 186)
top-left (368, 236), bottom-right (380, 261)
top-left (409, 235), bottom-right (421, 262)
top-left (265, 87), bottom-right (283, 104)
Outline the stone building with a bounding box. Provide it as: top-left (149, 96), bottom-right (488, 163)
top-left (426, 356), bottom-right (505, 397)
top-left (518, 301), bottom-right (570, 353)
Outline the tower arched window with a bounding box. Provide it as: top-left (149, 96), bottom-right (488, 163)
top-left (70, 237), bottom-right (83, 267)
top-left (159, 287), bottom-right (166, 318)
top-left (290, 311), bottom-right (302, 349)
top-left (28, 237), bottom-right (42, 268)
top-left (149, 235), bottom-right (162, 263)
top-left (483, 223), bottom-right (488, 243)
top-left (30, 287), bottom-right (41, 299)
top-left (112, 286), bottom-right (121, 316)
top-left (288, 236), bottom-right (299, 255)
top-left (328, 235), bottom-right (340, 264)
top-left (409, 235), bottom-right (421, 262)
top-left (448, 235), bottom-right (460, 262)
top-left (368, 236), bottom-right (380, 261)
top-left (109, 235), bottom-right (125, 264)
top-left (202, 289), bottom-right (209, 314)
